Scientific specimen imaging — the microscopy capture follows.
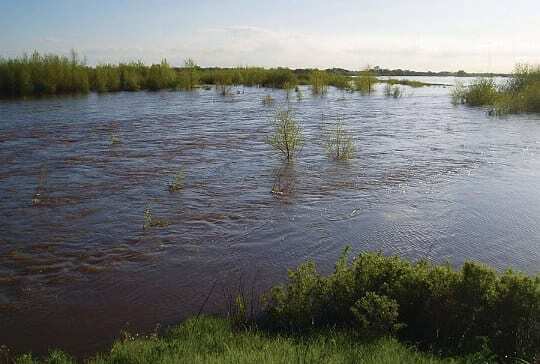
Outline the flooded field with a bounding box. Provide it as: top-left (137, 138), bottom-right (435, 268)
top-left (1, 78), bottom-right (540, 357)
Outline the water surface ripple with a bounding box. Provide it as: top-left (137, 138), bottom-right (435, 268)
top-left (1, 78), bottom-right (540, 356)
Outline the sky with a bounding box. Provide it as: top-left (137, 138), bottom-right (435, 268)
top-left (1, 0), bottom-right (539, 72)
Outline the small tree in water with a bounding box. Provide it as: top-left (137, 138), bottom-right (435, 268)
top-left (325, 117), bottom-right (355, 160)
top-left (267, 109), bottom-right (303, 162)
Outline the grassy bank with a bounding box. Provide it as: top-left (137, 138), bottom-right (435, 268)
top-left (11, 251), bottom-right (540, 363)
top-left (452, 64), bottom-right (540, 114)
top-left (16, 317), bottom-right (468, 364)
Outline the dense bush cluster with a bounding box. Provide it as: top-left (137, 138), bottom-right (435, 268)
top-left (452, 65), bottom-right (540, 114)
top-left (0, 51), bottom-right (90, 97)
top-left (262, 249), bottom-right (540, 362)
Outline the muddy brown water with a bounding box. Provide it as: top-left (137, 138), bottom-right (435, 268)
top-left (1, 78), bottom-right (540, 358)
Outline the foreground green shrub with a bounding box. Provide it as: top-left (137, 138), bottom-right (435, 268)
top-left (263, 250), bottom-right (540, 362)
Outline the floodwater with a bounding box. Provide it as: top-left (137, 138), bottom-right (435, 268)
top-left (1, 78), bottom-right (540, 357)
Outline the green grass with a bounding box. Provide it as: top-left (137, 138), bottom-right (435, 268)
top-left (381, 79), bottom-right (443, 88)
top-left (16, 317), bottom-right (468, 364)
top-left (453, 64), bottom-right (540, 114)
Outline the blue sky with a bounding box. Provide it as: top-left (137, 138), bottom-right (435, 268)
top-left (1, 0), bottom-right (539, 72)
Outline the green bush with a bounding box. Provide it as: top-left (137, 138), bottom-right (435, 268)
top-left (324, 118), bottom-right (355, 161)
top-left (455, 64), bottom-right (540, 114)
top-left (310, 70), bottom-right (329, 95)
top-left (355, 68), bottom-right (377, 94)
top-left (262, 250), bottom-right (540, 362)
top-left (266, 109), bottom-right (303, 162)
top-left (351, 292), bottom-right (402, 338)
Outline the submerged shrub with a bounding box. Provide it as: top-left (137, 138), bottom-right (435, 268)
top-left (463, 78), bottom-right (498, 106)
top-left (355, 68), bottom-right (377, 94)
top-left (262, 94), bottom-right (274, 106)
top-left (384, 83), bottom-right (403, 98)
top-left (310, 70), bottom-right (329, 95)
top-left (168, 169), bottom-right (185, 192)
top-left (143, 206), bottom-right (169, 230)
top-left (266, 109), bottom-right (303, 162)
top-left (181, 58), bottom-right (199, 90)
top-left (262, 250), bottom-right (540, 362)
top-left (450, 80), bottom-right (468, 105)
top-left (324, 117), bottom-right (355, 160)
top-left (455, 64), bottom-right (540, 115)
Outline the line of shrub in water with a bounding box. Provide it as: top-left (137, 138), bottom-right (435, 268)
top-left (451, 64), bottom-right (540, 115)
top-left (0, 51), bottom-right (444, 99)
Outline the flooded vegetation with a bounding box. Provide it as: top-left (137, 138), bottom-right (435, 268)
top-left (2, 75), bottom-right (540, 359)
top-left (452, 65), bottom-right (540, 115)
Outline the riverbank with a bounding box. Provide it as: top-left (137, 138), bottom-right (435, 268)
top-left (11, 316), bottom-right (472, 364)
top-left (9, 251), bottom-right (540, 363)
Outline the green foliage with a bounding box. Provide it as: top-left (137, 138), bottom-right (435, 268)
top-left (355, 68), bottom-right (377, 94)
top-left (16, 317), bottom-right (463, 364)
top-left (263, 250), bottom-right (540, 362)
top-left (455, 64), bottom-right (540, 114)
top-left (324, 118), bottom-right (356, 160)
top-left (327, 73), bottom-right (353, 91)
top-left (384, 83), bottom-right (403, 98)
top-left (351, 292), bottom-right (402, 337)
top-left (461, 78), bottom-right (498, 107)
top-left (310, 70), bottom-right (329, 95)
top-left (266, 109), bottom-right (303, 161)
top-left (0, 51), bottom-right (89, 97)
top-left (146, 59), bottom-right (177, 91)
top-left (181, 58), bottom-right (199, 90)
top-left (384, 79), bottom-right (431, 88)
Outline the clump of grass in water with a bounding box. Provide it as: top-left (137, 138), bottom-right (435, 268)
top-left (168, 169), bottom-right (185, 192)
top-left (262, 95), bottom-right (274, 106)
top-left (310, 70), bottom-right (329, 95)
top-left (384, 83), bottom-right (403, 98)
top-left (450, 80), bottom-right (468, 105)
top-left (143, 206), bottom-right (169, 230)
top-left (325, 117), bottom-right (356, 161)
top-left (110, 132), bottom-right (121, 145)
top-left (355, 67), bottom-right (377, 95)
top-left (266, 109), bottom-right (303, 162)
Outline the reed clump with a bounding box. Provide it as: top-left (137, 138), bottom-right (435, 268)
top-left (309, 70), bottom-right (329, 95)
top-left (355, 68), bottom-right (377, 94)
top-left (384, 83), bottom-right (403, 98)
